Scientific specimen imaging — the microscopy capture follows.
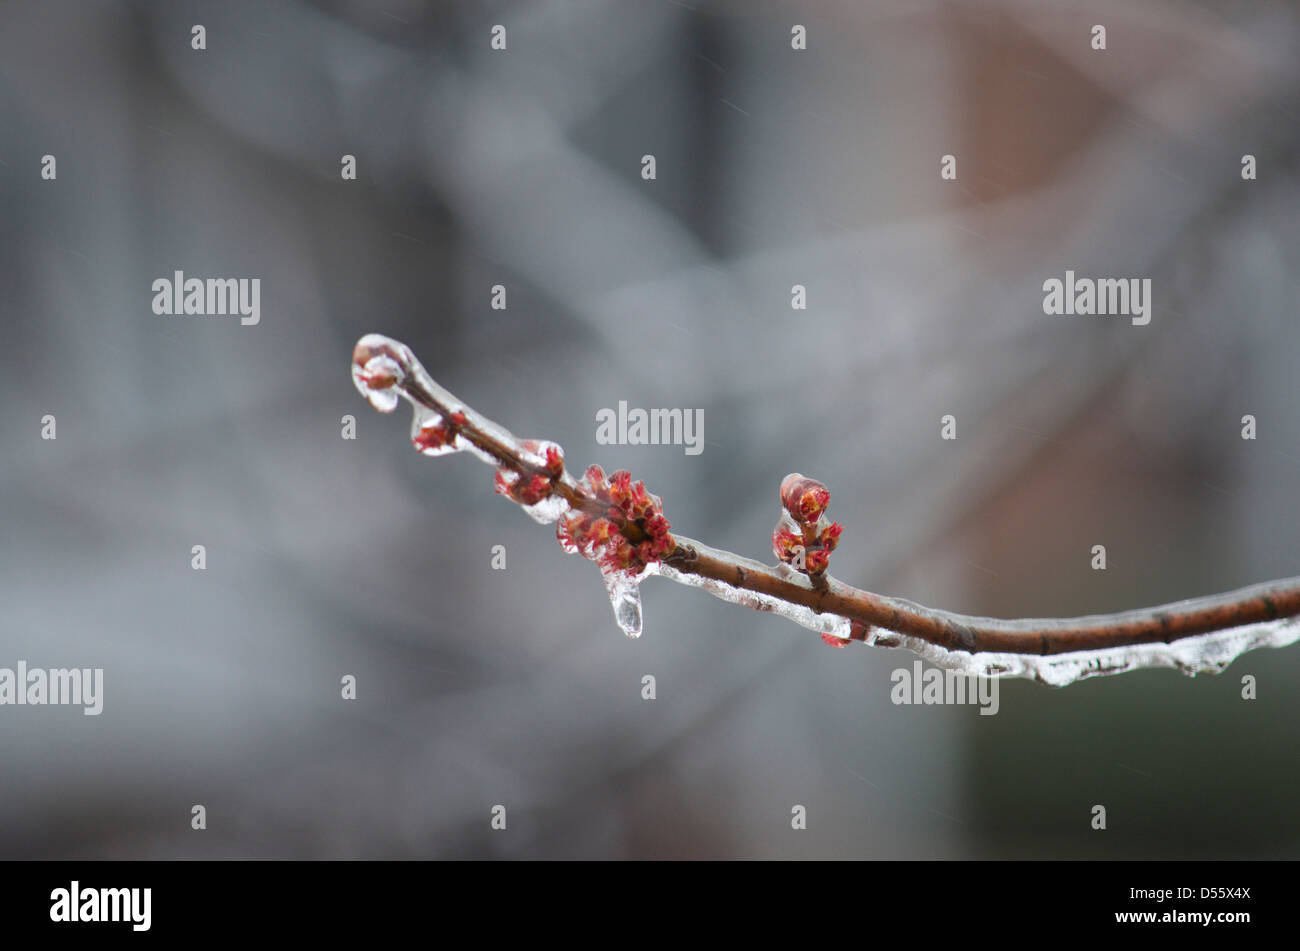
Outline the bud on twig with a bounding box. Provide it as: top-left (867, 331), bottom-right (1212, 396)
top-left (774, 473), bottom-right (843, 584)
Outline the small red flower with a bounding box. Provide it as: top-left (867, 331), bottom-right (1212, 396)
top-left (494, 467), bottom-right (514, 496)
top-left (544, 445), bottom-right (564, 478)
top-left (555, 466), bottom-right (674, 577)
top-left (772, 526), bottom-right (804, 564)
top-left (608, 470), bottom-right (632, 510)
top-left (414, 420), bottom-right (456, 453)
top-left (495, 440), bottom-right (570, 508)
top-left (805, 549), bottom-right (830, 575)
top-left (556, 513), bottom-right (587, 552)
top-left (515, 473), bottom-right (552, 506)
top-left (589, 517), bottom-right (616, 545)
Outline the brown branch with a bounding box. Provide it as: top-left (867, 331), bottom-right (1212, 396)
top-left (664, 538), bottom-right (1300, 655)
top-left (351, 333), bottom-right (1300, 666)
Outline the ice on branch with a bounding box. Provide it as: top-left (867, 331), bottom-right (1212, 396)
top-left (900, 616), bottom-right (1300, 686)
top-left (352, 333), bottom-right (672, 638)
top-left (352, 333), bottom-right (1300, 687)
top-left (555, 465), bottom-right (674, 637)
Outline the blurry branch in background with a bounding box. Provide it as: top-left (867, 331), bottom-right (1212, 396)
top-left (353, 334), bottom-right (1300, 688)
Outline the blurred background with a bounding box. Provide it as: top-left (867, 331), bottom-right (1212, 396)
top-left (2, 0), bottom-right (1299, 859)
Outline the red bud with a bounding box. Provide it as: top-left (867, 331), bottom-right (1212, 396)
top-left (780, 473), bottom-right (830, 523)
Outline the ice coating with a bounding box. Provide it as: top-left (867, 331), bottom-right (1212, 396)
top-left (658, 560), bottom-right (1300, 685)
top-left (904, 615), bottom-right (1300, 686)
top-left (353, 334), bottom-right (1300, 682)
top-left (513, 439), bottom-right (569, 523)
top-left (352, 354), bottom-right (403, 412)
top-left (516, 438), bottom-right (563, 471)
top-left (355, 333), bottom-right (568, 510)
top-left (602, 564), bottom-right (657, 638)
top-left (493, 467), bottom-right (570, 524)
top-left (551, 464), bottom-right (676, 638)
top-left (657, 562), bottom-right (855, 641)
top-left (771, 510), bottom-right (804, 564)
top-left (557, 525), bottom-right (580, 556)
top-left (411, 406), bottom-right (470, 457)
top-left (520, 495), bottom-right (570, 525)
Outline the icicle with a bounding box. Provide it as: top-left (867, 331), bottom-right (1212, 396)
top-left (601, 564), bottom-right (655, 638)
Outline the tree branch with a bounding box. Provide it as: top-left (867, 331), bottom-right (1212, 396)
top-left (352, 333), bottom-right (1300, 685)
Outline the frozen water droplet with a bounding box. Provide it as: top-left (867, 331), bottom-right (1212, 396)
top-left (520, 495), bottom-right (570, 525)
top-left (496, 460), bottom-right (569, 524)
top-left (775, 511), bottom-right (802, 535)
top-left (368, 387), bottom-right (399, 413)
top-left (601, 567), bottom-right (644, 638)
top-left (352, 355), bottom-right (402, 412)
top-left (517, 438), bottom-right (563, 471)
top-left (411, 407), bottom-right (465, 457)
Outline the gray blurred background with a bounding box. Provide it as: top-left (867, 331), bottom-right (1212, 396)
top-left (2, 0), bottom-right (1299, 858)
